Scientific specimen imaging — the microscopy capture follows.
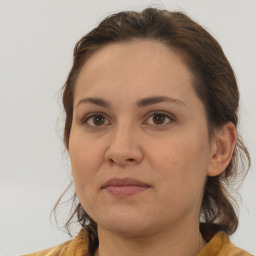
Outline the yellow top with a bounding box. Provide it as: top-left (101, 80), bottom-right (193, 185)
top-left (22, 228), bottom-right (253, 256)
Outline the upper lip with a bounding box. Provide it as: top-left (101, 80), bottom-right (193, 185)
top-left (102, 177), bottom-right (150, 188)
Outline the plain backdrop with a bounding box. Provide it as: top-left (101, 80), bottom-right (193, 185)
top-left (0, 0), bottom-right (255, 255)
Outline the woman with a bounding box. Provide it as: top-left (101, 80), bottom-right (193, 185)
top-left (23, 7), bottom-right (252, 256)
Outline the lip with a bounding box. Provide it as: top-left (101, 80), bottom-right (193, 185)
top-left (102, 177), bottom-right (150, 197)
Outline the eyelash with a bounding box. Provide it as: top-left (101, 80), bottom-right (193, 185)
top-left (81, 111), bottom-right (176, 129)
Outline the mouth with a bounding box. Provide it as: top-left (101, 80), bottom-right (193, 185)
top-left (101, 177), bottom-right (150, 197)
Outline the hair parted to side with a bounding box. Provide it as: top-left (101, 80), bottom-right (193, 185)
top-left (53, 7), bottom-right (250, 254)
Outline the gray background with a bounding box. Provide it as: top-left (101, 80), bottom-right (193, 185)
top-left (0, 0), bottom-right (255, 255)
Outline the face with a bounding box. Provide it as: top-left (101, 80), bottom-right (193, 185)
top-left (69, 40), bottom-right (215, 237)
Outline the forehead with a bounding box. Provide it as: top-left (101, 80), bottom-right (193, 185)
top-left (74, 39), bottom-right (195, 103)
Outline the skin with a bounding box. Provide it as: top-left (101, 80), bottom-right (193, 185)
top-left (69, 39), bottom-right (236, 256)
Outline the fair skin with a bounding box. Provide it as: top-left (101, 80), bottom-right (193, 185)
top-left (69, 39), bottom-right (236, 256)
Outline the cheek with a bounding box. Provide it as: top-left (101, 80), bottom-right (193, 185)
top-left (69, 130), bottom-right (105, 186)
top-left (151, 135), bottom-right (210, 215)
top-left (151, 129), bottom-right (211, 189)
top-left (69, 133), bottom-right (106, 214)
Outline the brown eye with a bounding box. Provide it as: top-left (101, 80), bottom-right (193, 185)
top-left (84, 114), bottom-right (110, 127)
top-left (146, 112), bottom-right (175, 126)
top-left (92, 115), bottom-right (105, 126)
top-left (153, 114), bottom-right (166, 125)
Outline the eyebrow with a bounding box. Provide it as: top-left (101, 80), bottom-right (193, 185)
top-left (76, 96), bottom-right (188, 108)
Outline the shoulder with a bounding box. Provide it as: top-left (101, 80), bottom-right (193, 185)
top-left (225, 241), bottom-right (253, 256)
top-left (198, 231), bottom-right (253, 256)
top-left (21, 240), bottom-right (72, 256)
top-left (21, 228), bottom-right (89, 256)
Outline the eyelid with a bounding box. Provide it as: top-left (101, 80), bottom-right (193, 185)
top-left (81, 112), bottom-right (111, 127)
top-left (143, 111), bottom-right (176, 126)
top-left (81, 111), bottom-right (176, 128)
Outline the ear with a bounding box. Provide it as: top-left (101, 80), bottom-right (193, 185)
top-left (207, 122), bottom-right (237, 177)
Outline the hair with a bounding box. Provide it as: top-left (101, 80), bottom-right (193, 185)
top-left (53, 7), bottom-right (250, 254)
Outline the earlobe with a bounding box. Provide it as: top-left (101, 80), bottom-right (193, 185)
top-left (207, 122), bottom-right (237, 177)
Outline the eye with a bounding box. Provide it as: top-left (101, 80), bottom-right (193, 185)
top-left (82, 113), bottom-right (110, 127)
top-left (146, 112), bottom-right (175, 126)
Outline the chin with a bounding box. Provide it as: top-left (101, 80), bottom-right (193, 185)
top-left (96, 210), bottom-right (156, 237)
top-left (100, 222), bottom-right (152, 238)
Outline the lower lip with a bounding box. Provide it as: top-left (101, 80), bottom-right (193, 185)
top-left (104, 185), bottom-right (149, 197)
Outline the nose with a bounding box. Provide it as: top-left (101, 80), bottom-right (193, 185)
top-left (104, 125), bottom-right (143, 167)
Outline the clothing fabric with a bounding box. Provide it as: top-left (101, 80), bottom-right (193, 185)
top-left (22, 228), bottom-right (253, 256)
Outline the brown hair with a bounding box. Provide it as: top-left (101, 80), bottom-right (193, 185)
top-left (54, 7), bottom-right (250, 254)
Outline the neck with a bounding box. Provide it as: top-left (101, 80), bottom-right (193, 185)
top-left (94, 221), bottom-right (206, 256)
